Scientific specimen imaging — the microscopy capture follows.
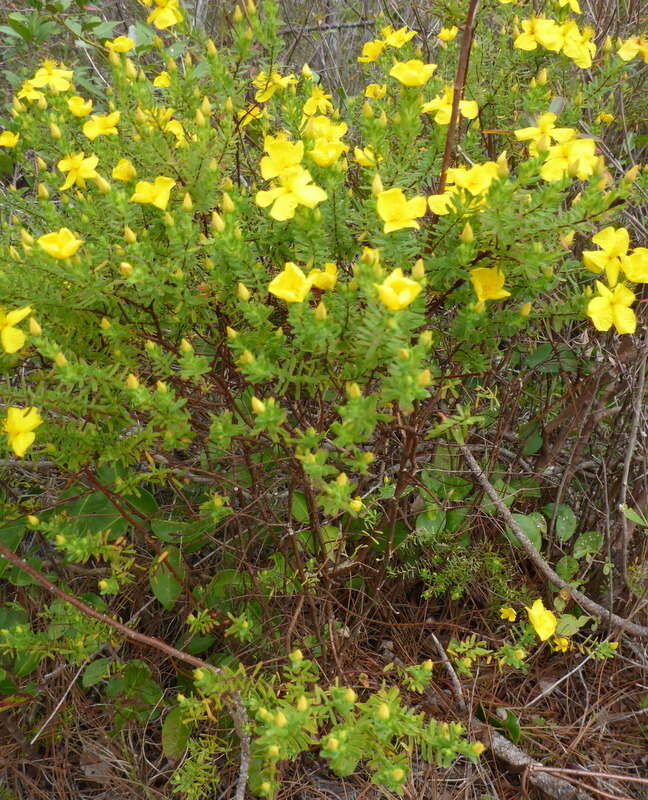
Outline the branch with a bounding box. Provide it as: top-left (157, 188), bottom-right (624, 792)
top-left (458, 444), bottom-right (648, 639)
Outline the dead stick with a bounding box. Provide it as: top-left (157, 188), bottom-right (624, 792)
top-left (459, 444), bottom-right (648, 638)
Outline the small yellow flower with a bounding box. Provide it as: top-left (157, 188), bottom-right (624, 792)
top-left (525, 598), bottom-right (557, 641)
top-left (499, 607), bottom-right (517, 622)
top-left (67, 95), bottom-right (93, 117)
top-left (309, 138), bottom-right (347, 167)
top-left (470, 267), bottom-right (511, 312)
top-left (552, 636), bottom-right (570, 653)
top-left (308, 262), bottom-right (337, 290)
top-left (587, 281), bottom-right (636, 335)
top-left (112, 158), bottom-right (137, 182)
top-left (617, 35), bottom-right (648, 63)
top-left (268, 262), bottom-right (312, 303)
top-left (83, 111), bottom-right (120, 140)
top-left (0, 306), bottom-right (32, 353)
top-left (364, 83), bottom-right (387, 99)
top-left (620, 247), bottom-right (648, 283)
top-left (252, 70), bottom-right (297, 102)
top-left (438, 26), bottom-right (459, 42)
top-left (105, 36), bottom-right (135, 53)
top-left (57, 152), bottom-right (99, 191)
top-left (595, 112), bottom-right (614, 125)
top-left (381, 25), bottom-right (416, 48)
top-left (389, 59), bottom-right (437, 87)
top-left (582, 226), bottom-right (629, 286)
top-left (38, 228), bottom-right (84, 260)
top-left (31, 59), bottom-right (73, 92)
top-left (4, 407), bottom-right (43, 457)
top-left (255, 165), bottom-right (327, 221)
top-left (357, 40), bottom-right (385, 63)
top-left (130, 175), bottom-right (176, 210)
top-left (146, 0), bottom-right (184, 30)
top-left (421, 87), bottom-right (478, 125)
top-left (303, 85), bottom-right (333, 116)
top-left (0, 131), bottom-right (19, 147)
top-left (153, 71), bottom-right (171, 87)
top-left (374, 268), bottom-right (422, 311)
top-left (376, 187), bottom-right (427, 233)
top-left (354, 146), bottom-right (381, 167)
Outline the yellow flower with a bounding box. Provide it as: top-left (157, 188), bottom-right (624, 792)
top-left (470, 267), bottom-right (511, 312)
top-left (389, 59), bottom-right (437, 87)
top-left (31, 59), bottom-right (73, 92)
top-left (552, 636), bottom-right (570, 653)
top-left (381, 25), bottom-right (417, 48)
top-left (421, 86), bottom-right (478, 125)
top-left (17, 80), bottom-right (45, 102)
top-left (374, 268), bottom-right (422, 311)
top-left (308, 262), bottom-right (337, 290)
top-left (427, 191), bottom-right (456, 215)
top-left (304, 115), bottom-right (348, 142)
top-left (561, 20), bottom-right (596, 68)
top-left (595, 112), bottom-right (614, 124)
top-left (618, 35), bottom-right (648, 63)
top-left (130, 175), bottom-right (176, 210)
top-left (540, 137), bottom-right (599, 182)
top-left (364, 83), bottom-right (387, 99)
top-left (112, 158), bottom-right (137, 182)
top-left (252, 71), bottom-right (297, 102)
top-left (303, 86), bottom-right (333, 116)
top-left (255, 165), bottom-right (327, 221)
top-left (268, 262), bottom-right (312, 303)
top-left (620, 247), bottom-right (648, 283)
top-left (3, 407), bottom-right (43, 458)
top-left (0, 306), bottom-right (32, 353)
top-left (587, 281), bottom-right (636, 335)
top-left (357, 40), bottom-right (385, 63)
top-left (38, 228), bottom-right (83, 260)
top-left (57, 152), bottom-right (99, 191)
top-left (153, 71), bottom-right (171, 87)
top-left (237, 104), bottom-right (265, 127)
top-left (260, 135), bottom-right (304, 179)
top-left (514, 111), bottom-right (575, 150)
top-left (376, 187), bottom-right (427, 233)
top-left (309, 138), bottom-right (347, 167)
top-left (438, 26), bottom-right (459, 42)
top-left (83, 111), bottom-right (120, 140)
top-left (0, 131), bottom-right (19, 147)
top-left (525, 598), bottom-right (557, 641)
top-left (354, 146), bottom-right (381, 167)
top-left (105, 36), bottom-right (135, 52)
top-left (499, 607), bottom-right (517, 622)
top-left (514, 18), bottom-right (564, 52)
top-left (559, 0), bottom-right (581, 11)
top-left (582, 227), bottom-right (629, 286)
top-left (67, 95), bottom-right (93, 117)
top-left (146, 0), bottom-right (183, 30)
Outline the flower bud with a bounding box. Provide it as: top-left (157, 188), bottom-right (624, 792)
top-left (371, 173), bottom-right (383, 196)
top-left (201, 96), bottom-right (211, 115)
top-left (163, 212), bottom-right (174, 226)
top-left (27, 515), bottom-right (39, 526)
top-left (296, 695), bottom-right (308, 712)
top-left (54, 352), bottom-right (68, 368)
top-left (126, 373), bottom-right (140, 389)
top-left (120, 261), bottom-right (133, 277)
top-left (267, 744), bottom-right (280, 758)
top-left (226, 326), bottom-right (237, 339)
top-left (100, 317), bottom-right (111, 330)
top-left (336, 472), bottom-right (348, 487)
top-left (156, 380), bottom-right (168, 393)
top-left (124, 226), bottom-right (137, 243)
top-left (239, 349), bottom-right (254, 364)
top-left (376, 703), bottom-right (390, 720)
top-left (182, 193), bottom-right (193, 211)
top-left (417, 369), bottom-right (431, 386)
top-left (94, 175), bottom-right (111, 193)
top-left (361, 101), bottom-right (373, 118)
top-left (49, 122), bottom-right (61, 139)
top-left (180, 338), bottom-right (192, 353)
top-left (195, 109), bottom-right (206, 127)
top-left (412, 258), bottom-right (425, 280)
top-left (222, 192), bottom-right (235, 213)
top-left (29, 318), bottom-right (42, 336)
top-left (289, 649), bottom-right (303, 662)
top-left (349, 497), bottom-right (363, 512)
top-left (225, 96), bottom-right (234, 112)
top-left (347, 382), bottom-right (361, 399)
top-left (37, 183), bottom-right (50, 200)
top-left (124, 58), bottom-right (137, 80)
top-left (536, 67), bottom-right (548, 85)
top-left (314, 301), bottom-right (327, 321)
top-left (302, 62), bottom-right (313, 79)
top-left (326, 736), bottom-right (339, 751)
top-left (206, 39), bottom-right (217, 57)
top-left (519, 301), bottom-right (532, 317)
top-left (274, 711), bottom-right (287, 727)
top-left (460, 222), bottom-right (474, 243)
top-left (211, 210), bottom-right (225, 232)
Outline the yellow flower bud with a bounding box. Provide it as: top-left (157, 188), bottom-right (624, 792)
top-left (519, 301), bottom-right (532, 317)
top-left (398, 347), bottom-right (410, 360)
top-left (98, 579), bottom-right (108, 590)
top-left (302, 62), bottom-right (313, 79)
top-left (20, 229), bottom-right (33, 247)
top-left (422, 659), bottom-right (433, 670)
top-left (274, 711), bottom-right (287, 727)
top-left (361, 101), bottom-right (373, 119)
top-left (222, 192), bottom-right (235, 213)
top-left (120, 262), bottom-right (133, 278)
top-left (27, 515), bottom-right (39, 526)
top-left (126, 373), bottom-right (139, 389)
top-left (377, 110), bottom-right (387, 127)
top-left (94, 175), bottom-right (111, 194)
top-left (163, 212), bottom-right (174, 226)
top-left (37, 96), bottom-right (48, 110)
top-left (49, 122), bottom-right (61, 139)
top-left (182, 193), bottom-right (193, 211)
top-left (180, 338), bottom-right (192, 353)
top-left (624, 164), bottom-right (640, 183)
top-left (222, 177), bottom-right (234, 191)
top-left (37, 183), bottom-right (50, 200)
top-left (206, 39), bottom-right (217, 57)
top-left (156, 380), bottom-right (168, 393)
top-left (412, 258), bottom-right (425, 280)
top-left (326, 736), bottom-right (339, 751)
top-left (347, 382), bottom-right (361, 399)
top-left (371, 173), bottom-right (384, 196)
top-left (267, 744), bottom-right (280, 757)
top-left (124, 58), bottom-right (137, 80)
top-left (247, 0), bottom-right (256, 13)
top-left (100, 317), bottom-right (111, 330)
top-left (290, 648), bottom-right (303, 662)
top-left (55, 534), bottom-right (66, 545)
top-left (460, 222), bottom-right (474, 243)
top-left (226, 326), bottom-right (237, 339)
top-left (239, 349), bottom-right (254, 364)
top-left (349, 496), bottom-right (363, 512)
top-left (419, 330), bottom-right (433, 346)
top-left (54, 352), bottom-right (67, 368)
top-left (336, 472), bottom-right (348, 486)
top-left (251, 396), bottom-right (266, 414)
top-left (344, 688), bottom-right (357, 703)
top-left (195, 109), bottom-right (206, 127)
top-left (417, 369), bottom-right (431, 387)
top-left (536, 68), bottom-right (548, 85)
top-left (225, 96), bottom-right (234, 113)
top-left (376, 703), bottom-right (390, 720)
top-left (233, 5), bottom-right (243, 23)
top-left (391, 768), bottom-right (405, 782)
top-left (166, 58), bottom-right (176, 72)
top-left (471, 742), bottom-right (486, 756)
top-left (603, 35), bottom-right (612, 52)
top-left (29, 318), bottom-right (42, 336)
top-left (201, 96), bottom-right (211, 115)
top-left (124, 226), bottom-right (137, 243)
top-left (211, 210), bottom-right (225, 232)
top-left (296, 695), bottom-right (308, 712)
top-left (314, 301), bottom-right (327, 321)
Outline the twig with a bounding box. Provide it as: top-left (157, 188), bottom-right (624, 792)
top-left (429, 632), bottom-right (465, 711)
top-left (529, 766), bottom-right (648, 787)
top-left (30, 661), bottom-right (87, 744)
top-left (458, 443), bottom-right (648, 638)
top-left (524, 653), bottom-right (592, 708)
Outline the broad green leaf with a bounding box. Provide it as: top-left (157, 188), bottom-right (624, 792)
top-left (543, 503), bottom-right (577, 541)
top-left (555, 555), bottom-right (579, 582)
top-left (416, 508), bottom-right (447, 541)
top-left (505, 512), bottom-right (545, 551)
top-left (620, 505), bottom-right (647, 527)
top-left (290, 491), bottom-right (309, 523)
top-left (502, 710), bottom-right (521, 744)
top-left (150, 547), bottom-right (186, 610)
top-left (556, 614), bottom-right (589, 637)
top-left (82, 657), bottom-right (112, 688)
top-left (162, 706), bottom-right (191, 760)
top-left (573, 530), bottom-right (603, 559)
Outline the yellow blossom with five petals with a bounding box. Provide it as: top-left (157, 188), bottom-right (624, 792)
top-left (0, 131), bottom-right (19, 147)
top-left (38, 228), bottom-right (83, 260)
top-left (112, 158), bottom-right (137, 182)
top-left (57, 152), bottom-right (99, 190)
top-left (526, 598), bottom-right (557, 641)
top-left (470, 267), bottom-right (511, 312)
top-left (0, 306), bottom-right (32, 353)
top-left (376, 187), bottom-right (427, 233)
top-left (389, 59), bottom-right (437, 87)
top-left (374, 268), bottom-right (422, 311)
top-left (3, 407), bottom-right (43, 458)
top-left (67, 95), bottom-right (93, 117)
top-left (268, 262), bottom-right (312, 303)
top-left (130, 176), bottom-right (176, 210)
top-left (83, 111), bottom-right (120, 140)
top-left (587, 281), bottom-right (636, 335)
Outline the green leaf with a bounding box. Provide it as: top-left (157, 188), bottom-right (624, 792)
top-left (162, 706), bottom-right (191, 760)
top-left (620, 505), bottom-right (647, 527)
top-left (555, 555), bottom-right (579, 582)
top-left (556, 614), bottom-right (589, 637)
top-left (501, 710), bottom-right (521, 743)
top-left (572, 530), bottom-right (603, 559)
top-left (543, 503), bottom-right (577, 541)
top-left (291, 491), bottom-right (309, 523)
top-left (150, 547), bottom-right (186, 610)
top-left (416, 508), bottom-right (447, 542)
top-left (0, 522), bottom-right (26, 579)
top-left (82, 657), bottom-right (112, 688)
top-left (505, 512), bottom-right (545, 551)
